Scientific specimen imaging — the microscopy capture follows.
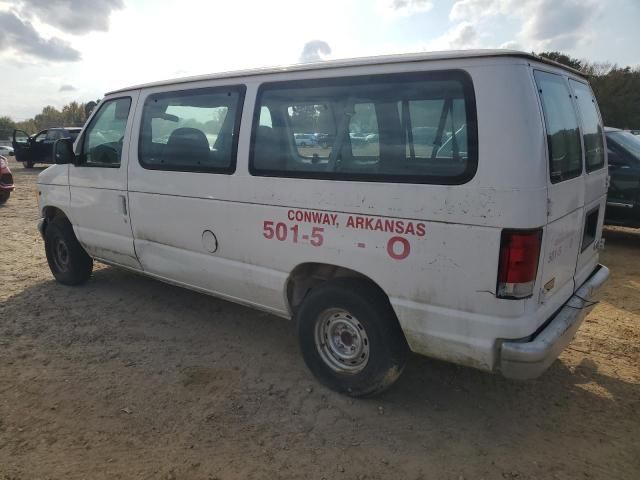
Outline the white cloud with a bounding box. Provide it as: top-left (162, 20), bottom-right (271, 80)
top-left (422, 21), bottom-right (479, 51)
top-left (299, 40), bottom-right (332, 63)
top-left (0, 11), bottom-right (80, 61)
top-left (449, 0), bottom-right (601, 51)
top-left (380, 0), bottom-right (434, 16)
top-left (18, 0), bottom-right (124, 34)
top-left (499, 40), bottom-right (521, 50)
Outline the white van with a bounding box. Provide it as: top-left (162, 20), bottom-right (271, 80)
top-left (38, 50), bottom-right (609, 396)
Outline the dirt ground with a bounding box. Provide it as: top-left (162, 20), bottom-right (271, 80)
top-left (1, 156), bottom-right (639, 480)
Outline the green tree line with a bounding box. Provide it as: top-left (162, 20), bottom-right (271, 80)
top-left (0, 101), bottom-right (97, 140)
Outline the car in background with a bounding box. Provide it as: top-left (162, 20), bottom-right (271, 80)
top-left (605, 127), bottom-right (640, 227)
top-left (312, 132), bottom-right (335, 148)
top-left (348, 132), bottom-right (367, 144)
top-left (294, 133), bottom-right (317, 147)
top-left (0, 155), bottom-right (15, 204)
top-left (12, 127), bottom-right (82, 168)
top-left (0, 145), bottom-right (15, 156)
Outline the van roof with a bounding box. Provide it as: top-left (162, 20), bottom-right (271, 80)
top-left (106, 49), bottom-right (585, 95)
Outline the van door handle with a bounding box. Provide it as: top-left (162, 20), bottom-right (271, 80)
top-left (119, 195), bottom-right (128, 215)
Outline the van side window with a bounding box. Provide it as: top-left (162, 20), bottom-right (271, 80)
top-left (350, 103), bottom-right (378, 157)
top-left (81, 97), bottom-right (132, 167)
top-left (534, 71), bottom-right (582, 183)
top-left (139, 86), bottom-right (245, 173)
top-left (570, 79), bottom-right (605, 172)
top-left (288, 104), bottom-right (335, 160)
top-left (250, 71), bottom-right (477, 184)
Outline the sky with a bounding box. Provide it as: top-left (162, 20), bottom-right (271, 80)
top-left (0, 0), bottom-right (638, 120)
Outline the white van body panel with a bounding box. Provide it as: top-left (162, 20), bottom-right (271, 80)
top-left (67, 91), bottom-right (142, 269)
top-left (37, 51), bottom-right (608, 376)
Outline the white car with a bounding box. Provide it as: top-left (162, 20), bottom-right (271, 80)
top-left (0, 145), bottom-right (14, 156)
top-left (37, 50), bottom-right (609, 396)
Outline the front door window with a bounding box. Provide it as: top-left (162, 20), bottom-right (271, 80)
top-left (81, 98), bottom-right (132, 167)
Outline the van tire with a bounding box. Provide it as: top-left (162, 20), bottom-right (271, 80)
top-left (23, 161), bottom-right (34, 169)
top-left (296, 278), bottom-right (409, 397)
top-left (45, 216), bottom-right (93, 285)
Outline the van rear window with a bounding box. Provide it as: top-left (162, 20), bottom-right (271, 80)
top-left (534, 71), bottom-right (583, 183)
top-left (250, 70), bottom-right (477, 184)
top-left (570, 79), bottom-right (605, 172)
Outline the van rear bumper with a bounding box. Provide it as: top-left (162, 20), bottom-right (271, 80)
top-left (499, 264), bottom-right (609, 379)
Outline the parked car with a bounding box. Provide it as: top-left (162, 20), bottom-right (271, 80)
top-left (0, 155), bottom-right (15, 204)
top-left (0, 145), bottom-right (15, 156)
top-left (605, 127), bottom-right (640, 227)
top-left (294, 133), bottom-right (317, 147)
top-left (12, 127), bottom-right (82, 168)
top-left (39, 50), bottom-right (608, 396)
top-left (313, 132), bottom-right (335, 148)
top-left (348, 132), bottom-right (367, 144)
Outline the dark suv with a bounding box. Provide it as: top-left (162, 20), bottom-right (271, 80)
top-left (12, 127), bottom-right (82, 168)
top-left (605, 127), bottom-right (640, 227)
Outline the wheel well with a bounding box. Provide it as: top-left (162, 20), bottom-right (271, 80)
top-left (42, 206), bottom-right (70, 232)
top-left (285, 263), bottom-right (388, 315)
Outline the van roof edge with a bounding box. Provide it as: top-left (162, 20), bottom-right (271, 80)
top-left (105, 49), bottom-right (586, 95)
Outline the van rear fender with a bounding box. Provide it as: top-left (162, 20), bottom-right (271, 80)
top-left (285, 262), bottom-right (391, 317)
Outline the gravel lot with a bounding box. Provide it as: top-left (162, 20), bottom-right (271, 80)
top-left (1, 157), bottom-right (639, 480)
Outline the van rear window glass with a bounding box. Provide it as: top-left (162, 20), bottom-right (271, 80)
top-left (139, 86), bottom-right (245, 173)
top-left (534, 71), bottom-right (583, 183)
top-left (570, 79), bottom-right (605, 172)
top-left (250, 70), bottom-right (477, 184)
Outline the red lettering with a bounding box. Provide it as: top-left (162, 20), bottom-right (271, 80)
top-left (346, 216), bottom-right (355, 228)
top-left (356, 217), bottom-right (365, 229)
top-left (374, 218), bottom-right (383, 232)
top-left (387, 236), bottom-right (411, 260)
top-left (384, 219), bottom-right (395, 233)
top-left (364, 217), bottom-right (374, 230)
top-left (394, 220), bottom-right (405, 234)
top-left (275, 222), bottom-right (287, 241)
top-left (416, 223), bottom-right (426, 237)
top-left (405, 222), bottom-right (415, 236)
top-left (287, 210), bottom-right (295, 221)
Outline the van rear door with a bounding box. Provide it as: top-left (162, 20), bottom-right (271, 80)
top-left (569, 79), bottom-right (608, 286)
top-left (533, 70), bottom-right (585, 303)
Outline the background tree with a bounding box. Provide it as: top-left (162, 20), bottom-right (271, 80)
top-left (538, 51), bottom-right (584, 71)
top-left (0, 116), bottom-right (16, 140)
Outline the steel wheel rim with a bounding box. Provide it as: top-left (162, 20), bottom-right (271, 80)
top-left (314, 308), bottom-right (370, 374)
top-left (52, 238), bottom-right (70, 272)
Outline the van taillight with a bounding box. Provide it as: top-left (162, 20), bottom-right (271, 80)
top-left (497, 229), bottom-right (542, 299)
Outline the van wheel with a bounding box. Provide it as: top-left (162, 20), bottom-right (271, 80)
top-left (44, 216), bottom-right (93, 285)
top-left (297, 278), bottom-right (409, 397)
top-left (23, 161), bottom-right (34, 168)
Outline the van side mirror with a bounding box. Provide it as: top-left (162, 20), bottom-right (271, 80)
top-left (53, 138), bottom-right (76, 165)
